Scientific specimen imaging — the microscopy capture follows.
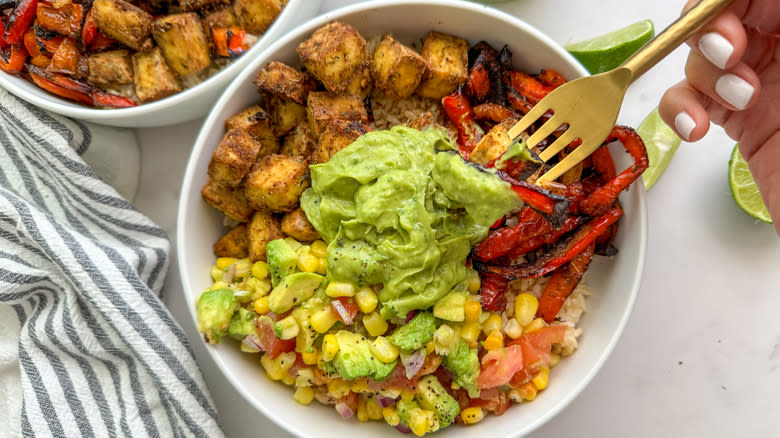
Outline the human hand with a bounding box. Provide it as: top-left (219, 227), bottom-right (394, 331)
top-left (657, 0), bottom-right (780, 235)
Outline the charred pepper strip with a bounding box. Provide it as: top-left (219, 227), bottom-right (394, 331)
top-left (212, 27), bottom-right (249, 58)
top-left (91, 90), bottom-right (137, 108)
top-left (29, 71), bottom-right (92, 105)
top-left (441, 85), bottom-right (484, 158)
top-left (0, 44), bottom-right (27, 74)
top-left (498, 172), bottom-right (569, 228)
top-left (81, 8), bottom-right (97, 46)
top-left (474, 207), bottom-right (545, 261)
top-left (536, 241), bottom-right (595, 322)
top-left (472, 103), bottom-right (517, 123)
top-left (506, 70), bottom-right (554, 105)
top-left (479, 273), bottom-right (508, 311)
top-left (3, 0), bottom-right (38, 45)
top-left (502, 214), bottom-right (586, 260)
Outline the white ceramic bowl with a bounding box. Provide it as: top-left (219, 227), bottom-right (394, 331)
top-left (177, 1), bottom-right (648, 436)
top-left (0, 0), bottom-right (320, 127)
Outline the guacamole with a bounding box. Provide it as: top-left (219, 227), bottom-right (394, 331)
top-left (300, 126), bottom-right (521, 318)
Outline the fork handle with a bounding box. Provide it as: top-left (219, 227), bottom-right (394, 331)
top-left (620, 0), bottom-right (735, 81)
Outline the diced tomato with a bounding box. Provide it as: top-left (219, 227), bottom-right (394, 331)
top-left (508, 325), bottom-right (567, 387)
top-left (475, 345), bottom-right (524, 389)
top-left (286, 353), bottom-right (306, 378)
top-left (367, 364), bottom-right (417, 393)
top-left (330, 297), bottom-right (358, 325)
top-left (479, 273), bottom-right (508, 311)
top-left (468, 388), bottom-right (511, 416)
top-left (255, 316), bottom-right (296, 359)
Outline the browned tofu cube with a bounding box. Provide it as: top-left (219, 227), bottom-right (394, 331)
top-left (280, 123), bottom-right (316, 158)
top-left (306, 91), bottom-right (369, 138)
top-left (312, 119), bottom-right (369, 164)
top-left (225, 105), bottom-right (279, 156)
top-left (469, 118), bottom-right (519, 165)
top-left (233, 0), bottom-right (282, 35)
top-left (296, 21), bottom-right (368, 94)
top-left (345, 66), bottom-right (372, 99)
top-left (208, 128), bottom-right (263, 187)
top-left (152, 13), bottom-right (212, 77)
top-left (243, 154), bottom-right (309, 212)
top-left (266, 95), bottom-right (306, 136)
top-left (253, 61), bottom-right (317, 105)
top-left (248, 210), bottom-right (284, 262)
top-left (416, 31), bottom-right (468, 100)
top-left (180, 0), bottom-right (229, 12)
top-left (202, 7), bottom-right (239, 36)
top-left (213, 223), bottom-right (249, 258)
top-left (132, 47), bottom-right (182, 103)
top-left (371, 35), bottom-right (426, 99)
top-left (281, 208), bottom-right (320, 242)
top-left (92, 0), bottom-right (153, 51)
top-left (201, 180), bottom-right (254, 223)
top-left (88, 50), bottom-right (134, 87)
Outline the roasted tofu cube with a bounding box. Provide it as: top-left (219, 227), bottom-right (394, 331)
top-left (132, 47), bottom-right (182, 103)
top-left (312, 119), bottom-right (369, 164)
top-left (469, 118), bottom-right (519, 165)
top-left (152, 13), bottom-right (212, 77)
top-left (252, 61), bottom-right (317, 105)
top-left (371, 35), bottom-right (426, 99)
top-left (296, 21), bottom-right (368, 94)
top-left (243, 154), bottom-right (309, 212)
top-left (281, 208), bottom-right (320, 242)
top-left (88, 50), bottom-right (134, 87)
top-left (266, 95), bottom-right (306, 136)
top-left (416, 31), bottom-right (469, 100)
top-left (202, 7), bottom-right (239, 35)
top-left (208, 128), bottom-right (263, 187)
top-left (213, 223), bottom-right (250, 258)
top-left (345, 66), bottom-right (372, 99)
top-left (92, 0), bottom-right (153, 51)
top-left (201, 180), bottom-right (254, 223)
top-left (280, 123), bottom-right (316, 158)
top-left (306, 91), bottom-right (369, 138)
top-left (180, 0), bottom-right (229, 12)
top-left (233, 0), bottom-right (282, 35)
top-left (248, 210), bottom-right (284, 262)
top-left (225, 105), bottom-right (279, 156)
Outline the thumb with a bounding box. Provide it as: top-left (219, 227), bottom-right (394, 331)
top-left (741, 135), bottom-right (780, 235)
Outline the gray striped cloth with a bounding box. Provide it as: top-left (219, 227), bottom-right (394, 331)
top-left (0, 88), bottom-right (225, 438)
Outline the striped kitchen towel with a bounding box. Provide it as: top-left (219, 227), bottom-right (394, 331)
top-left (0, 88), bottom-right (225, 437)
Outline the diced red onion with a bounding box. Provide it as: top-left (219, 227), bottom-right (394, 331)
top-left (223, 264), bottom-right (236, 283)
top-left (241, 334), bottom-right (263, 351)
top-left (374, 394), bottom-right (396, 408)
top-left (400, 350), bottom-right (425, 379)
top-left (395, 424), bottom-right (412, 434)
top-left (331, 300), bottom-right (354, 325)
top-left (335, 402), bottom-right (354, 419)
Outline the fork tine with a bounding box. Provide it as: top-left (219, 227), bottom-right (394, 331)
top-left (506, 102), bottom-right (550, 140)
top-left (525, 114), bottom-right (565, 150)
top-left (537, 129), bottom-right (577, 162)
top-left (537, 137), bottom-right (603, 184)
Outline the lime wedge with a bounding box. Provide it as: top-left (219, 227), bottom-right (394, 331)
top-left (729, 144), bottom-right (772, 223)
top-left (637, 107), bottom-right (681, 189)
top-left (565, 20), bottom-right (655, 74)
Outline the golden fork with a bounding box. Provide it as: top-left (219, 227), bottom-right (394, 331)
top-left (509, 0), bottom-right (734, 185)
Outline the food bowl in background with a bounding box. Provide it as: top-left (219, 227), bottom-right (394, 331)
top-left (177, 0), bottom-right (648, 436)
top-left (0, 0), bottom-right (321, 128)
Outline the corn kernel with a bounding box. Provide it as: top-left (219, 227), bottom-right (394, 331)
top-left (311, 307), bottom-right (338, 333)
top-left (363, 312), bottom-right (389, 337)
top-left (301, 347), bottom-right (319, 365)
top-left (253, 296), bottom-right (270, 314)
top-left (297, 247), bottom-right (320, 273)
top-left (409, 408), bottom-right (439, 436)
top-left (401, 390), bottom-right (416, 402)
top-left (261, 354), bottom-right (285, 381)
top-left (316, 257), bottom-right (328, 275)
top-left (483, 330), bottom-right (504, 350)
top-left (281, 373), bottom-right (296, 386)
top-left (209, 281), bottom-right (228, 290)
top-left (216, 257), bottom-right (237, 270)
top-left (275, 315), bottom-right (299, 340)
top-left (424, 341), bottom-right (435, 354)
top-left (326, 281), bottom-right (356, 298)
top-left (322, 334), bottom-right (340, 361)
top-left (460, 322), bottom-right (481, 348)
top-left (460, 406), bottom-right (485, 425)
top-left (370, 336), bottom-right (400, 363)
top-left (549, 352), bottom-right (561, 368)
top-left (483, 313), bottom-right (503, 334)
top-left (310, 240), bottom-right (328, 258)
top-left (519, 382), bottom-right (537, 401)
top-left (532, 366), bottom-right (549, 390)
top-left (351, 379), bottom-right (370, 393)
top-left (233, 258), bottom-right (252, 280)
top-left (355, 286), bottom-right (378, 314)
top-left (524, 317), bottom-right (546, 333)
top-left (210, 265), bottom-right (224, 282)
top-left (503, 318), bottom-right (523, 339)
top-left (433, 324), bottom-right (458, 355)
top-left (467, 270), bottom-right (481, 293)
top-left (293, 386), bottom-right (315, 405)
top-left (276, 352), bottom-right (296, 372)
top-left (327, 379), bottom-right (350, 398)
top-left (383, 407), bottom-right (400, 426)
top-left (366, 397), bottom-right (383, 420)
top-left (357, 396), bottom-right (369, 422)
top-left (463, 300), bottom-right (482, 323)
top-left (250, 278), bottom-right (272, 300)
top-left (296, 368), bottom-right (315, 387)
top-left (514, 293), bottom-right (539, 327)
top-left (251, 261), bottom-right (269, 279)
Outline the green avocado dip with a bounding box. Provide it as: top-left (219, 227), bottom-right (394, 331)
top-left (300, 126), bottom-right (522, 319)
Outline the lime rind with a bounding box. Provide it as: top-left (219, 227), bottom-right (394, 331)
top-left (729, 144), bottom-right (772, 223)
top-left (565, 19), bottom-right (655, 74)
top-left (638, 107), bottom-right (681, 190)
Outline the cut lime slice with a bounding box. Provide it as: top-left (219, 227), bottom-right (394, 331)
top-left (729, 144), bottom-right (772, 223)
top-left (638, 107), bottom-right (681, 189)
top-left (565, 20), bottom-right (655, 74)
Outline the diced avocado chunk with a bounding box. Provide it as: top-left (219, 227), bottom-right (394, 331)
top-left (416, 375), bottom-right (460, 428)
top-left (266, 238), bottom-right (299, 286)
top-left (443, 340), bottom-right (480, 398)
top-left (196, 288), bottom-right (238, 344)
top-left (433, 290), bottom-right (468, 322)
top-left (389, 311), bottom-right (438, 351)
top-left (267, 272), bottom-right (324, 314)
top-left (396, 398), bottom-right (420, 426)
top-left (227, 307), bottom-right (256, 340)
top-left (332, 330), bottom-right (397, 381)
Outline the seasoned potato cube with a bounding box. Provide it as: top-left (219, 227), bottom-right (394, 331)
top-left (469, 118), bottom-right (519, 165)
top-left (180, 0), bottom-right (229, 12)
top-left (281, 208), bottom-right (320, 242)
top-left (248, 210), bottom-right (284, 262)
top-left (213, 223), bottom-right (249, 258)
top-left (233, 0), bottom-right (282, 35)
top-left (371, 35), bottom-right (426, 99)
top-left (132, 47), bottom-right (182, 103)
top-left (201, 180), bottom-right (253, 223)
top-left (306, 91), bottom-right (369, 138)
top-left (243, 154), bottom-right (309, 212)
top-left (266, 95), bottom-right (306, 136)
top-left (312, 119), bottom-right (369, 164)
top-left (202, 7), bottom-right (239, 34)
top-left (152, 13), bottom-right (212, 77)
top-left (280, 123), bottom-right (316, 158)
top-left (92, 0), bottom-right (153, 51)
top-left (88, 50), bottom-right (133, 87)
top-left (208, 128), bottom-right (263, 187)
top-left (416, 31), bottom-right (468, 99)
top-left (253, 61), bottom-right (317, 105)
top-left (296, 21), bottom-right (368, 94)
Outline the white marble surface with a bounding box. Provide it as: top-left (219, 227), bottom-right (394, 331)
top-left (133, 0), bottom-right (780, 436)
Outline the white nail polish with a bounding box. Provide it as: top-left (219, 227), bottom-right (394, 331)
top-left (698, 32), bottom-right (733, 69)
top-left (715, 74), bottom-right (754, 110)
top-left (674, 112), bottom-right (696, 141)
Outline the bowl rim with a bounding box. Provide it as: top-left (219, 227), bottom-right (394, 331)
top-left (177, 1), bottom-right (648, 436)
top-left (0, 0), bottom-right (310, 122)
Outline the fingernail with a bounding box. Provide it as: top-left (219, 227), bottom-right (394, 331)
top-left (674, 112), bottom-right (696, 141)
top-left (715, 74), bottom-right (754, 110)
top-left (698, 32), bottom-right (733, 69)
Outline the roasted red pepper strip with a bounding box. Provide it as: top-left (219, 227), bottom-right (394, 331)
top-left (503, 214), bottom-right (585, 260)
top-left (88, 31), bottom-right (117, 51)
top-left (498, 173), bottom-right (569, 228)
top-left (48, 36), bottom-right (81, 75)
top-left (441, 86), bottom-right (484, 158)
top-left (36, 2), bottom-right (83, 39)
top-left (91, 90), bottom-right (137, 108)
top-left (506, 70), bottom-right (554, 105)
top-left (22, 27), bottom-right (39, 58)
top-left (472, 103), bottom-right (516, 123)
top-left (590, 144), bottom-right (617, 183)
top-left (81, 8), bottom-right (97, 46)
top-left (536, 241), bottom-right (594, 322)
top-left (479, 273), bottom-right (508, 311)
top-left (0, 44), bottom-right (27, 74)
top-left (474, 207), bottom-right (544, 261)
top-left (212, 27), bottom-right (249, 58)
top-left (36, 30), bottom-right (63, 55)
top-left (536, 69), bottom-right (567, 88)
top-left (28, 72), bottom-right (93, 105)
top-left (3, 0), bottom-right (38, 45)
